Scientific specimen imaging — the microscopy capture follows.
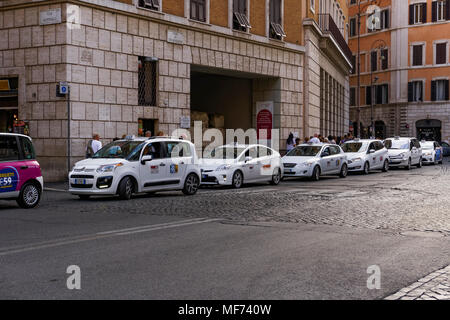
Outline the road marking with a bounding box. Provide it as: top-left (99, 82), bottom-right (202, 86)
top-left (0, 218), bottom-right (221, 257)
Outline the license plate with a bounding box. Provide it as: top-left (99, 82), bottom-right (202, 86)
top-left (74, 178), bottom-right (87, 185)
top-left (284, 170), bottom-right (292, 174)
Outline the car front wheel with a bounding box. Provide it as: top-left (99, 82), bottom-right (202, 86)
top-left (182, 173), bottom-right (200, 195)
top-left (270, 168), bottom-right (281, 185)
top-left (16, 182), bottom-right (41, 209)
top-left (118, 176), bottom-right (134, 200)
top-left (416, 157), bottom-right (422, 168)
top-left (362, 162), bottom-right (370, 175)
top-left (232, 171), bottom-right (243, 189)
top-left (382, 160), bottom-right (389, 172)
top-left (339, 164), bottom-right (348, 178)
top-left (311, 166), bottom-right (320, 181)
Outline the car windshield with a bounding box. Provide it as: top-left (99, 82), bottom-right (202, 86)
top-left (205, 147), bottom-right (246, 159)
top-left (286, 146), bottom-right (322, 157)
top-left (342, 142), bottom-right (365, 153)
top-left (420, 142), bottom-right (434, 150)
top-left (385, 139), bottom-right (409, 150)
top-left (92, 141), bottom-right (145, 159)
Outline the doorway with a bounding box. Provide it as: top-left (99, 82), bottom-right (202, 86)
top-left (416, 119), bottom-right (442, 141)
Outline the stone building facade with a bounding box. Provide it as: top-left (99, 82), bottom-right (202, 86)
top-left (0, 0), bottom-right (351, 181)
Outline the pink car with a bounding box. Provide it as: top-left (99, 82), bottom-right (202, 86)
top-left (0, 133), bottom-right (43, 208)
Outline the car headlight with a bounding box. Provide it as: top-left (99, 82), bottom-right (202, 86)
top-left (96, 163), bottom-right (123, 173)
top-left (301, 162), bottom-right (314, 167)
top-left (397, 153), bottom-right (405, 158)
top-left (352, 157), bottom-right (362, 162)
top-left (216, 164), bottom-right (232, 171)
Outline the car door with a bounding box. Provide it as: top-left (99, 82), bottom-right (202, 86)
top-left (257, 146), bottom-right (274, 181)
top-left (320, 146), bottom-right (333, 174)
top-left (410, 140), bottom-right (418, 164)
top-left (0, 135), bottom-right (21, 197)
top-left (330, 145), bottom-right (344, 173)
top-left (367, 142), bottom-right (378, 168)
top-left (140, 142), bottom-right (167, 190)
top-left (413, 139), bottom-right (422, 164)
top-left (241, 147), bottom-right (259, 181)
top-left (165, 141), bottom-right (190, 186)
top-left (377, 141), bottom-right (388, 168)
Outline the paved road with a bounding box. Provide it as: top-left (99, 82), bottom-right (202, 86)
top-left (1, 162), bottom-right (450, 299)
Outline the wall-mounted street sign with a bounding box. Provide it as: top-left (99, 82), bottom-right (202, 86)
top-left (56, 82), bottom-right (69, 97)
top-left (40, 8), bottom-right (62, 25)
top-left (168, 30), bottom-right (184, 45)
top-left (180, 116), bottom-right (191, 129)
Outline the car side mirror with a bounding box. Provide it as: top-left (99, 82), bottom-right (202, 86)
top-left (321, 152), bottom-right (330, 158)
top-left (369, 149), bottom-right (376, 154)
top-left (245, 156), bottom-right (253, 163)
top-left (141, 155), bottom-right (153, 165)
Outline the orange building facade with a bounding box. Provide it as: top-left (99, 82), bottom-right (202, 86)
top-left (349, 0), bottom-right (450, 142)
top-left (0, 0), bottom-right (352, 180)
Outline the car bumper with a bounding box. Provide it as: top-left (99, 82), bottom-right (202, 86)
top-left (283, 166), bottom-right (314, 177)
top-left (68, 173), bottom-right (118, 195)
top-left (348, 162), bottom-right (363, 171)
top-left (422, 155), bottom-right (434, 163)
top-left (388, 158), bottom-right (409, 167)
top-left (200, 172), bottom-right (232, 185)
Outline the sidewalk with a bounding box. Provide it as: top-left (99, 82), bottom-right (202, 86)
top-left (44, 181), bottom-right (69, 192)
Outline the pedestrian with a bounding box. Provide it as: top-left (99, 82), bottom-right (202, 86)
top-left (157, 131), bottom-right (165, 136)
top-left (295, 138), bottom-right (301, 147)
top-left (286, 133), bottom-right (295, 152)
top-left (308, 133), bottom-right (321, 144)
top-left (86, 133), bottom-right (102, 158)
top-left (145, 131), bottom-right (152, 137)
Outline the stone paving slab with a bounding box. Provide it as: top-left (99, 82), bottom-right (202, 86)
top-left (385, 265), bottom-right (450, 300)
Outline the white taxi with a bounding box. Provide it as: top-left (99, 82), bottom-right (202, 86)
top-left (420, 141), bottom-right (444, 165)
top-left (341, 139), bottom-right (389, 174)
top-left (199, 144), bottom-right (283, 188)
top-left (282, 144), bottom-right (348, 181)
top-left (384, 137), bottom-right (423, 170)
top-left (69, 137), bottom-right (202, 199)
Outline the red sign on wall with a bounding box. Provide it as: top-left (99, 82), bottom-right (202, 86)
top-left (257, 109), bottom-right (273, 140)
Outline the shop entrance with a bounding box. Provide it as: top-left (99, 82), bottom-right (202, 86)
top-left (416, 119), bottom-right (442, 141)
top-left (375, 121), bottom-right (386, 139)
top-left (0, 77), bottom-right (19, 133)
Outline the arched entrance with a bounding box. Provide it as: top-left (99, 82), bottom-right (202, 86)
top-left (416, 119), bottom-right (442, 141)
top-left (375, 121), bottom-right (387, 139)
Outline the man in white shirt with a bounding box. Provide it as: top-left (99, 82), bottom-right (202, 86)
top-left (91, 134), bottom-right (102, 153)
top-left (308, 133), bottom-right (320, 144)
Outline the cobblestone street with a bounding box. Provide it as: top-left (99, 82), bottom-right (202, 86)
top-left (1, 162), bottom-right (450, 299)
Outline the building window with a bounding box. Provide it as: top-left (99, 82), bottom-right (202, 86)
top-left (350, 55), bottom-right (356, 74)
top-left (349, 17), bottom-right (356, 37)
top-left (376, 84), bottom-right (389, 104)
top-left (380, 9), bottom-right (390, 29)
top-left (371, 50), bottom-right (378, 72)
top-left (431, 79), bottom-right (449, 101)
top-left (408, 81), bottom-right (423, 102)
top-left (138, 0), bottom-right (160, 11)
top-left (381, 49), bottom-right (388, 70)
top-left (233, 0), bottom-right (251, 32)
top-left (435, 42), bottom-right (448, 65)
top-left (269, 0), bottom-right (286, 40)
top-left (365, 86), bottom-right (372, 105)
top-left (190, 0), bottom-right (207, 22)
top-left (410, 3), bottom-right (427, 25)
top-left (138, 57), bottom-right (157, 106)
top-left (432, 0), bottom-right (447, 22)
top-left (412, 44), bottom-right (424, 66)
top-left (350, 88), bottom-right (356, 106)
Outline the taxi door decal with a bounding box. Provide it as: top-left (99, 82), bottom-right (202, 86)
top-left (170, 164), bottom-right (179, 174)
top-left (150, 165), bottom-right (159, 174)
top-left (0, 166), bottom-right (19, 193)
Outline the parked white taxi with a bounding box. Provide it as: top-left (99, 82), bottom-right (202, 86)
top-left (199, 144), bottom-right (283, 188)
top-left (282, 144), bottom-right (348, 181)
top-left (69, 136), bottom-right (201, 199)
top-left (341, 139), bottom-right (389, 174)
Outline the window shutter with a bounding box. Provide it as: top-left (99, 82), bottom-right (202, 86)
top-left (422, 3), bottom-right (427, 23)
top-left (409, 5), bottom-right (415, 24)
top-left (371, 51), bottom-right (377, 71)
top-left (431, 80), bottom-right (437, 101)
top-left (376, 85), bottom-right (382, 104)
top-left (413, 45), bottom-right (423, 66)
top-left (381, 49), bottom-right (388, 69)
top-left (432, 1), bottom-right (437, 22)
top-left (436, 43), bottom-right (447, 64)
top-left (447, 0), bottom-right (450, 20)
top-left (408, 82), bottom-right (414, 102)
top-left (445, 80), bottom-right (450, 100)
top-left (385, 10), bottom-right (390, 28)
top-left (366, 86), bottom-right (372, 105)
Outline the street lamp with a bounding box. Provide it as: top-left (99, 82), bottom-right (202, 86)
top-left (354, 0), bottom-right (384, 138)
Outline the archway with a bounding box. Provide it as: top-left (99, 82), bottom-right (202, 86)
top-left (375, 121), bottom-right (387, 139)
top-left (416, 119), bottom-right (442, 141)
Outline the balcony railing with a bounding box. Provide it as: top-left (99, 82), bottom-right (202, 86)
top-left (318, 14), bottom-right (353, 65)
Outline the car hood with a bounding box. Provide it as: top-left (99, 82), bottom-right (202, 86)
top-left (387, 149), bottom-right (409, 156)
top-left (282, 156), bottom-right (317, 164)
top-left (73, 158), bottom-right (128, 170)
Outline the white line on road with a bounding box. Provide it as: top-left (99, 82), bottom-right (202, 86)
top-left (0, 218), bottom-right (221, 257)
